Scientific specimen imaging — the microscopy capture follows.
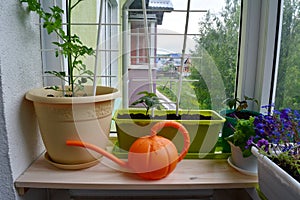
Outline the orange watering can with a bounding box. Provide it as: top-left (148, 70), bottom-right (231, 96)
top-left (66, 121), bottom-right (190, 180)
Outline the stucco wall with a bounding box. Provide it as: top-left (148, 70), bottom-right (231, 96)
top-left (0, 1), bottom-right (45, 199)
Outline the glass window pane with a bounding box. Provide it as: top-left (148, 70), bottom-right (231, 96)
top-left (155, 0), bottom-right (241, 110)
top-left (275, 0), bottom-right (300, 110)
top-left (41, 0), bottom-right (119, 88)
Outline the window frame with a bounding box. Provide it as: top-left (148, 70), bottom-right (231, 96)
top-left (122, 0), bottom-right (227, 109)
top-left (237, 0), bottom-right (282, 113)
top-left (41, 0), bottom-right (283, 112)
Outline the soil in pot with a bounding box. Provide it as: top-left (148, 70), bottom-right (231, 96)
top-left (226, 111), bottom-right (256, 119)
top-left (117, 113), bottom-right (213, 120)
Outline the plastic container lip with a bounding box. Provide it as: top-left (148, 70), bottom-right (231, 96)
top-left (113, 109), bottom-right (226, 123)
top-left (26, 86), bottom-right (120, 104)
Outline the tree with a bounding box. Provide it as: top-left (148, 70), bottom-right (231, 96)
top-left (275, 0), bottom-right (300, 110)
top-left (190, 0), bottom-right (241, 109)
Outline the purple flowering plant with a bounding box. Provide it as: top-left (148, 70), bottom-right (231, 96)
top-left (253, 105), bottom-right (300, 146)
top-left (227, 104), bottom-right (300, 181)
top-left (252, 105), bottom-right (300, 181)
top-left (227, 105), bottom-right (300, 158)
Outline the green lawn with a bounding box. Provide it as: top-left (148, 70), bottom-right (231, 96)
top-left (156, 77), bottom-right (200, 110)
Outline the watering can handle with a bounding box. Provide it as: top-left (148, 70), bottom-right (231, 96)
top-left (151, 121), bottom-right (190, 162)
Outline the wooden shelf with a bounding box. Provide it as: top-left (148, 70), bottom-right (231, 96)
top-left (15, 154), bottom-right (258, 196)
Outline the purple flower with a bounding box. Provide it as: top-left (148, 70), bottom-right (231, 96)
top-left (280, 108), bottom-right (292, 120)
top-left (256, 139), bottom-right (269, 151)
top-left (245, 136), bottom-right (254, 149)
top-left (294, 110), bottom-right (300, 120)
top-left (254, 105), bottom-right (300, 155)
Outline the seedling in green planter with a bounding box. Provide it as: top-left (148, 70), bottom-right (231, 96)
top-left (131, 91), bottom-right (163, 115)
top-left (21, 0), bottom-right (95, 97)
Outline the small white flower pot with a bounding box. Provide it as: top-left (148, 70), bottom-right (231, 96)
top-left (228, 141), bottom-right (257, 172)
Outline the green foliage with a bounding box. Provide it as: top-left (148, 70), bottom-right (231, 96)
top-left (157, 85), bottom-right (177, 102)
top-left (188, 66), bottom-right (212, 109)
top-left (271, 150), bottom-right (300, 178)
top-left (190, 0), bottom-right (300, 111)
top-left (20, 0), bottom-right (95, 96)
top-left (191, 0), bottom-right (241, 107)
top-left (226, 117), bottom-right (255, 157)
top-left (223, 96), bottom-right (258, 111)
top-left (258, 144), bottom-right (300, 181)
top-left (162, 64), bottom-right (175, 72)
top-left (275, 0), bottom-right (300, 110)
top-left (131, 91), bottom-right (163, 115)
top-left (156, 79), bottom-right (201, 110)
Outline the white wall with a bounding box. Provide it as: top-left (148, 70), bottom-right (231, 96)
top-left (0, 1), bottom-right (46, 199)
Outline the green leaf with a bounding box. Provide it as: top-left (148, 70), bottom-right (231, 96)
top-left (81, 77), bottom-right (87, 83)
top-left (20, 0), bottom-right (94, 96)
top-left (45, 86), bottom-right (59, 91)
top-left (131, 91), bottom-right (163, 113)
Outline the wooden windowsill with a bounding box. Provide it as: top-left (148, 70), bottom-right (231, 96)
top-left (15, 154), bottom-right (258, 196)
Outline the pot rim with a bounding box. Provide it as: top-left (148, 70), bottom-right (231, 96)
top-left (252, 147), bottom-right (300, 188)
top-left (113, 108), bottom-right (226, 123)
top-left (26, 85), bottom-right (120, 104)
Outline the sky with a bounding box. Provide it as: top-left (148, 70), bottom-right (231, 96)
top-left (156, 0), bottom-right (226, 54)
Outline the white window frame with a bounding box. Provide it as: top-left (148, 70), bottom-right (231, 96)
top-left (99, 0), bottom-right (120, 88)
top-left (41, 0), bottom-right (283, 112)
top-left (238, 0), bottom-right (282, 112)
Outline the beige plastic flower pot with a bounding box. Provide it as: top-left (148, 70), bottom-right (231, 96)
top-left (26, 86), bottom-right (120, 166)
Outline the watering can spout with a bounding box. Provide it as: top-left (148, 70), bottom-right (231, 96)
top-left (66, 140), bottom-right (128, 168)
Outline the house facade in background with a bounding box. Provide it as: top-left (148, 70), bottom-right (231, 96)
top-left (126, 0), bottom-right (174, 105)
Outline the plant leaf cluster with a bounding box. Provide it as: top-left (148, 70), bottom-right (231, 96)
top-left (226, 117), bottom-right (256, 157)
top-left (20, 0), bottom-right (95, 96)
top-left (131, 91), bottom-right (163, 115)
top-left (258, 144), bottom-right (300, 182)
top-left (223, 96), bottom-right (258, 111)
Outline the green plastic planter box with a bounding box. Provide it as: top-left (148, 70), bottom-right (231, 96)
top-left (113, 109), bottom-right (225, 156)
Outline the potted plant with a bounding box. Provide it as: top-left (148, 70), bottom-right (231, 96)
top-left (225, 117), bottom-right (259, 174)
top-left (21, 0), bottom-right (120, 168)
top-left (130, 91), bottom-right (163, 116)
top-left (113, 91), bottom-right (225, 158)
top-left (251, 106), bottom-right (300, 200)
top-left (220, 96), bottom-right (260, 153)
